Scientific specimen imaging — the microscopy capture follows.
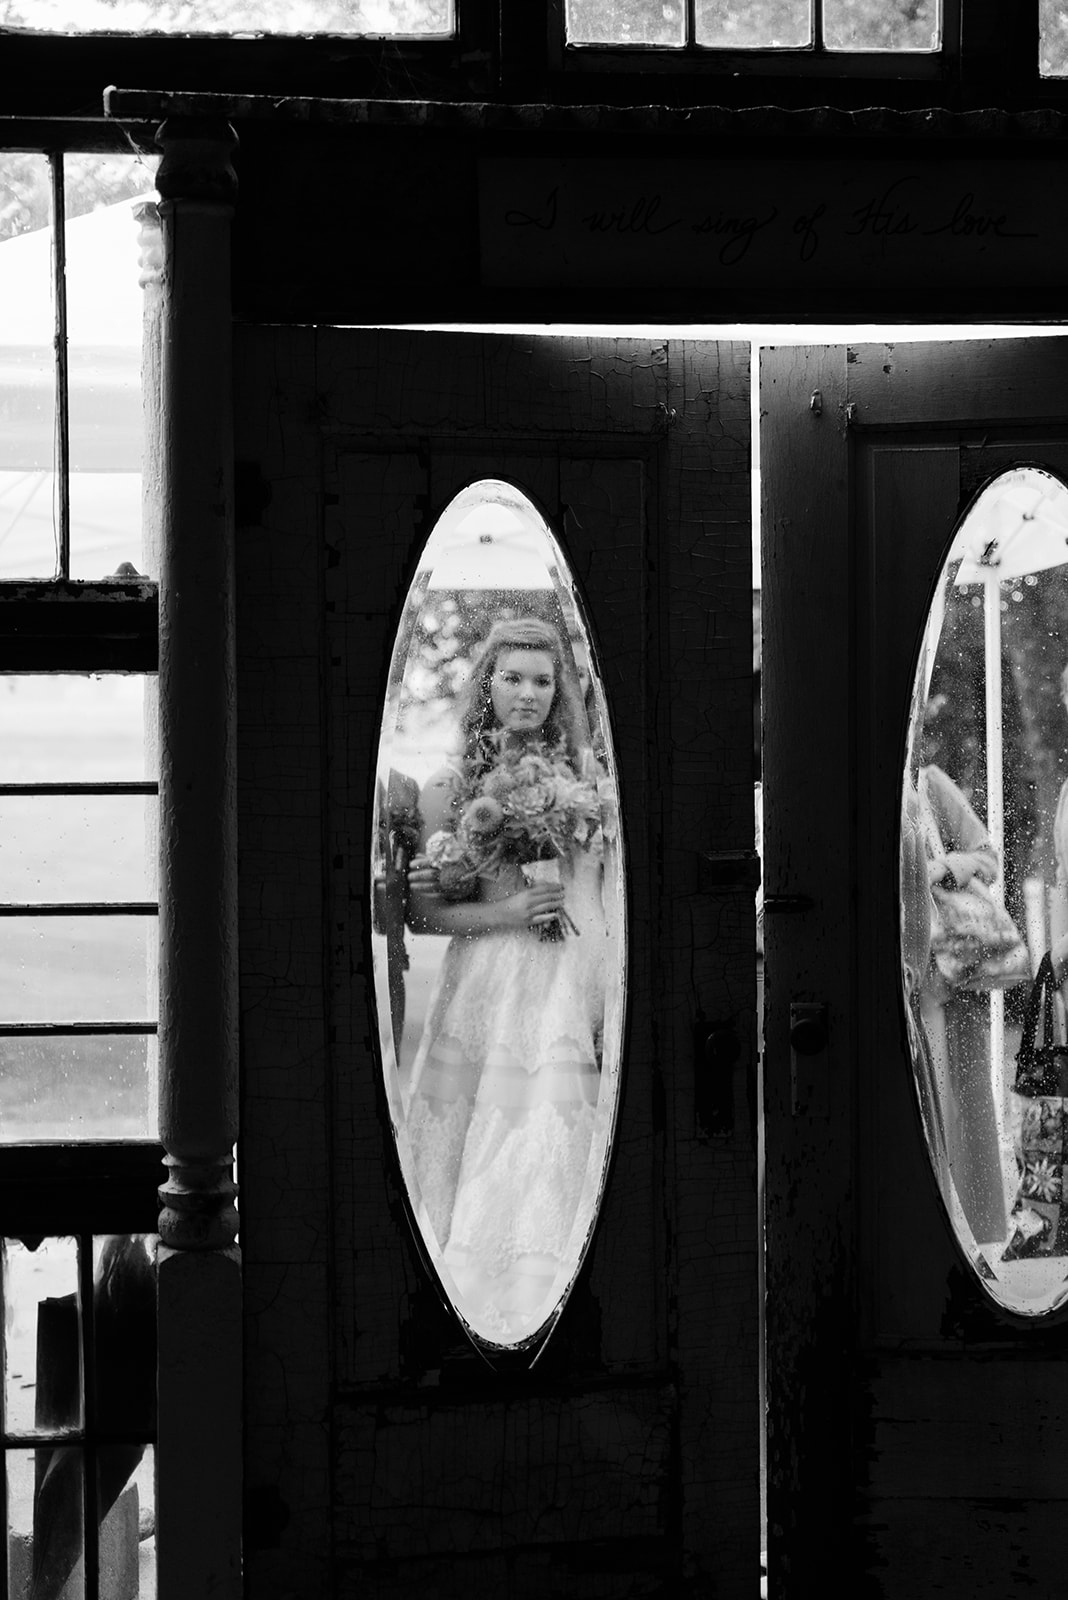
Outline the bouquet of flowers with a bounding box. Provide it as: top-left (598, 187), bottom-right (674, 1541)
top-left (424, 732), bottom-right (616, 938)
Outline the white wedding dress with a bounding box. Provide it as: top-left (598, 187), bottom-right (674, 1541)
top-left (405, 846), bottom-right (608, 1342)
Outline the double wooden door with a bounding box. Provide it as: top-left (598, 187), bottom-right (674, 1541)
top-left (240, 326), bottom-right (1068, 1597)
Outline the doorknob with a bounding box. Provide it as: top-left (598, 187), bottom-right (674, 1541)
top-left (790, 1001), bottom-right (829, 1117)
top-left (789, 1006), bottom-right (828, 1055)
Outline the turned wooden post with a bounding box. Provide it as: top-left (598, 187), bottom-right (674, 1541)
top-left (153, 119), bottom-right (241, 1600)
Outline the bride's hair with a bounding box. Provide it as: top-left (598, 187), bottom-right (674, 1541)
top-left (456, 615), bottom-right (588, 763)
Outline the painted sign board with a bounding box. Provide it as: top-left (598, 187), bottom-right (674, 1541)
top-left (479, 158), bottom-right (1065, 290)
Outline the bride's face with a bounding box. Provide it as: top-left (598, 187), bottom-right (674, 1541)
top-left (489, 647), bottom-right (556, 733)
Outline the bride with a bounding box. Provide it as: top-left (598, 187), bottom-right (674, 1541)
top-left (404, 616), bottom-right (612, 1342)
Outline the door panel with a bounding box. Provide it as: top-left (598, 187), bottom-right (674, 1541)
top-left (762, 336), bottom-right (1068, 1597)
top-left (329, 435), bottom-right (662, 1381)
top-left (238, 329), bottom-right (759, 1596)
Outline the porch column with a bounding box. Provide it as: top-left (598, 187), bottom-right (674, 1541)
top-left (154, 119), bottom-right (241, 1600)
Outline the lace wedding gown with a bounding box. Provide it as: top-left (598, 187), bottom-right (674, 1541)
top-left (405, 846), bottom-right (608, 1341)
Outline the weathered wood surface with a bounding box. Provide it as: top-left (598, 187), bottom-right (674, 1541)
top-left (661, 341), bottom-right (757, 1589)
top-left (866, 1358), bottom-right (1068, 1498)
top-left (761, 343), bottom-right (856, 1594)
top-left (857, 439), bottom-right (964, 1358)
top-left (240, 326), bottom-right (757, 1595)
top-left (765, 339), bottom-right (1068, 1598)
top-left (844, 336), bottom-right (1068, 428)
top-left (220, 125), bottom-right (1068, 328)
top-left (859, 1498), bottom-right (1068, 1596)
top-left (323, 338), bottom-right (670, 1408)
top-left (0, 579), bottom-right (158, 672)
top-left (157, 1245), bottom-right (243, 1600)
top-left (334, 1544), bottom-right (672, 1599)
top-left (235, 326), bottom-right (334, 1598)
top-left (334, 1385), bottom-right (675, 1556)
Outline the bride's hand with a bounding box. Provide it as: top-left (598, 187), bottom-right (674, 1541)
top-left (408, 855), bottom-right (443, 903)
top-left (499, 883), bottom-right (565, 929)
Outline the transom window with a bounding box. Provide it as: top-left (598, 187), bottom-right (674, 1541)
top-left (1043, 0), bottom-right (1068, 74)
top-left (0, 149), bottom-right (159, 580)
top-left (565, 0), bottom-right (941, 52)
top-left (6, 0), bottom-right (1068, 87)
top-left (0, 0), bottom-right (453, 34)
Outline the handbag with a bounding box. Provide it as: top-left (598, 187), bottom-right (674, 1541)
top-left (929, 876), bottom-right (1030, 991)
top-left (1003, 953), bottom-right (1068, 1261)
top-left (1013, 952), bottom-right (1068, 1098)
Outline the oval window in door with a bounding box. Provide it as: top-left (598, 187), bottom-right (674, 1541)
top-left (901, 465), bottom-right (1068, 1317)
top-left (371, 479), bottom-right (626, 1354)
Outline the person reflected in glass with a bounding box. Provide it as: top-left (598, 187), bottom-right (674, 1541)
top-left (404, 616), bottom-right (613, 1340)
top-left (1017, 663), bottom-right (1068, 1259)
top-left (916, 754), bottom-right (1009, 1247)
top-left (31, 1235), bottom-right (155, 1600)
top-left (372, 768), bottom-right (422, 1062)
top-left (901, 777), bottom-right (947, 1155)
top-left (1047, 666), bottom-right (1068, 990)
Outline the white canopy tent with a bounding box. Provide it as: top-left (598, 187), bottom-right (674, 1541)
top-left (951, 468), bottom-right (1068, 872)
top-left (0, 192), bottom-right (152, 578)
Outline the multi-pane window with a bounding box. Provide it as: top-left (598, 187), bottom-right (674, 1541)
top-left (0, 0), bottom-right (453, 35)
top-left (0, 675), bottom-right (157, 1142)
top-left (1042, 0), bottom-right (1068, 74)
top-left (565, 0), bottom-right (941, 51)
top-left (0, 151), bottom-right (158, 580)
top-left (4, 1232), bottom-right (157, 1600)
top-left (9, 0), bottom-right (1068, 79)
top-left (0, 145), bottom-right (160, 1599)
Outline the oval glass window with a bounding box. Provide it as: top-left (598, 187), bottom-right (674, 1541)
top-left (901, 466), bottom-right (1068, 1317)
top-left (371, 480), bottom-right (626, 1354)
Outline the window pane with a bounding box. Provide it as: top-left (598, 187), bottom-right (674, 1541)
top-left (566, 0), bottom-right (686, 47)
top-left (92, 1236), bottom-right (155, 1433)
top-left (0, 0), bottom-right (453, 34)
top-left (0, 678), bottom-right (154, 784)
top-left (65, 153), bottom-right (159, 583)
top-left (0, 473), bottom-right (55, 580)
top-left (8, 1444), bottom-right (85, 1600)
top-left (0, 1034), bottom-right (155, 1141)
top-left (0, 916), bottom-right (157, 1023)
top-left (0, 153), bottom-right (57, 581)
top-left (1041, 1), bottom-right (1068, 75)
top-left (3, 1237), bottom-right (81, 1436)
top-left (0, 795), bottom-right (154, 903)
top-left (374, 478), bottom-right (627, 1352)
top-left (67, 474), bottom-right (145, 583)
top-left (94, 1241), bottom-right (157, 1594)
top-left (3, 1240), bottom-right (156, 1596)
top-left (99, 1446), bottom-right (155, 1600)
top-left (697, 0), bottom-right (812, 48)
top-left (0, 673), bottom-right (158, 1137)
top-left (823, 0), bottom-right (940, 51)
top-left (900, 466), bottom-right (1068, 1318)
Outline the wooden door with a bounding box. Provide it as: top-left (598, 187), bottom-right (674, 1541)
top-left (762, 336), bottom-right (1068, 1597)
top-left (236, 329), bottom-right (760, 1597)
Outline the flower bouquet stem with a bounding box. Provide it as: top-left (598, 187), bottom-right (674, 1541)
top-left (522, 857), bottom-right (579, 941)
